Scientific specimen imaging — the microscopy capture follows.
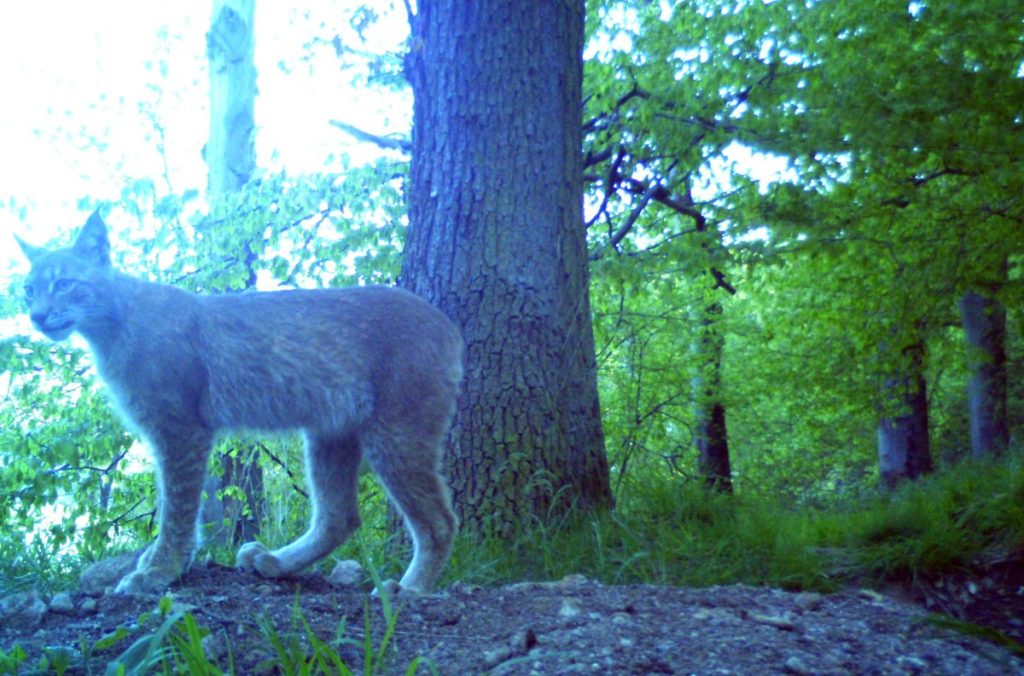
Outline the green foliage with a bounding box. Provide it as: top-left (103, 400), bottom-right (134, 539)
top-left (254, 575), bottom-right (421, 676)
top-left (0, 644), bottom-right (27, 674)
top-left (256, 597), bottom-right (354, 675)
top-left (0, 335), bottom-right (150, 593)
top-left (443, 455), bottom-right (1024, 594)
top-left (923, 615), bottom-right (1024, 658)
top-left (447, 472), bottom-right (830, 591)
top-left (1, 588), bottom-right (426, 675)
top-left (830, 456), bottom-right (1024, 582)
top-left (582, 0), bottom-right (1023, 501)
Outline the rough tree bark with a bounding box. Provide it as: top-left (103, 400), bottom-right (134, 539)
top-left (202, 0), bottom-right (263, 545)
top-left (877, 341), bottom-right (933, 490)
top-left (401, 0), bottom-right (612, 536)
top-left (959, 288), bottom-right (1009, 458)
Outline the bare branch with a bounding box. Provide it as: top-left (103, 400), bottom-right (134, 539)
top-left (590, 180), bottom-right (660, 261)
top-left (255, 442), bottom-right (309, 499)
top-left (711, 268), bottom-right (737, 295)
top-left (584, 146), bottom-right (614, 169)
top-left (330, 120), bottom-right (411, 153)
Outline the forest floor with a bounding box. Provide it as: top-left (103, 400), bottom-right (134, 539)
top-left (0, 553), bottom-right (1022, 674)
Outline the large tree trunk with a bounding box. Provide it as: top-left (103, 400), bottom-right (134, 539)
top-left (877, 341), bottom-right (933, 490)
top-left (692, 301), bottom-right (732, 492)
top-left (401, 1), bottom-right (612, 536)
top-left (959, 289), bottom-right (1009, 458)
top-left (203, 0), bottom-right (263, 546)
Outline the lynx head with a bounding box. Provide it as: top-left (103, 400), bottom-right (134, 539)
top-left (16, 210), bottom-right (116, 342)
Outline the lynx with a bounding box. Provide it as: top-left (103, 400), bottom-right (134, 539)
top-left (16, 211), bottom-right (462, 595)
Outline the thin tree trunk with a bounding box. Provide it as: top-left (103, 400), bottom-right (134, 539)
top-left (692, 301), bottom-right (732, 492)
top-left (402, 0), bottom-right (612, 536)
top-left (203, 0), bottom-right (263, 545)
top-left (877, 341), bottom-right (933, 489)
top-left (959, 289), bottom-right (1009, 458)
top-left (207, 0), bottom-right (256, 195)
top-left (690, 203), bottom-right (733, 492)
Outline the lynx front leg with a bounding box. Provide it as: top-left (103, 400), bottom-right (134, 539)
top-left (116, 428), bottom-right (213, 595)
top-left (238, 432), bottom-right (361, 577)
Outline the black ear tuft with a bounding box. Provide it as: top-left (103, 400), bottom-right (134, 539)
top-left (73, 209), bottom-right (111, 266)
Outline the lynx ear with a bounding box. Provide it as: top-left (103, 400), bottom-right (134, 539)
top-left (73, 209), bottom-right (111, 266)
top-left (14, 234), bottom-right (46, 263)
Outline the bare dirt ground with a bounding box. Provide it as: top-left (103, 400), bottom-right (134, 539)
top-left (1, 556), bottom-right (1022, 674)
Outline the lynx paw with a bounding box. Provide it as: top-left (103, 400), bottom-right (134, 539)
top-left (371, 578), bottom-right (435, 599)
top-left (114, 566), bottom-right (178, 596)
top-left (237, 541), bottom-right (286, 577)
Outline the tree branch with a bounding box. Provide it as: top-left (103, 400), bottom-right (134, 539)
top-left (330, 120), bottom-right (411, 153)
top-left (590, 180), bottom-right (660, 260)
top-left (255, 442), bottom-right (309, 499)
top-left (711, 268), bottom-right (737, 295)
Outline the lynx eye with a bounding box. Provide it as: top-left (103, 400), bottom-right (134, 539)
top-left (23, 284), bottom-right (34, 301)
top-left (53, 279), bottom-right (75, 294)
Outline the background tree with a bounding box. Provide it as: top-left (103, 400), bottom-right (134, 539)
top-left (400, 0), bottom-right (613, 535)
top-left (960, 285), bottom-right (1010, 458)
top-left (201, 0), bottom-right (264, 546)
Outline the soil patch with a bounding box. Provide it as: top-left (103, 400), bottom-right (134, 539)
top-left (1, 562), bottom-right (1021, 674)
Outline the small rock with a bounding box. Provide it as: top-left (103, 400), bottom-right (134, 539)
top-left (202, 632), bottom-right (227, 661)
top-left (747, 611), bottom-right (797, 631)
top-left (898, 655), bottom-right (929, 670)
top-left (559, 597), bottom-right (584, 618)
top-left (783, 655), bottom-right (813, 674)
top-left (857, 588), bottom-right (886, 603)
top-left (254, 584), bottom-right (274, 596)
top-left (483, 644), bottom-right (513, 668)
top-left (0, 590), bottom-right (47, 628)
top-left (558, 573), bottom-right (588, 588)
top-left (793, 592), bottom-right (823, 612)
top-left (80, 598), bottom-right (98, 614)
top-left (327, 559), bottom-right (366, 587)
top-left (611, 612), bottom-right (632, 625)
top-left (79, 550), bottom-right (145, 595)
top-left (49, 591), bottom-right (75, 614)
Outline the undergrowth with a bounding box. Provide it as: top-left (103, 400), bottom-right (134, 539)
top-left (443, 454), bottom-right (1024, 592)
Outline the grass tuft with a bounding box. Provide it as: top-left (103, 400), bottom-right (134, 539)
top-left (442, 455), bottom-right (1024, 593)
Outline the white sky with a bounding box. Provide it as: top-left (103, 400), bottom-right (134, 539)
top-left (0, 1), bottom-right (409, 271)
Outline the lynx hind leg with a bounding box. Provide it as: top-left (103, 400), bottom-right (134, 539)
top-left (365, 430), bottom-right (456, 595)
top-left (238, 432), bottom-right (362, 577)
